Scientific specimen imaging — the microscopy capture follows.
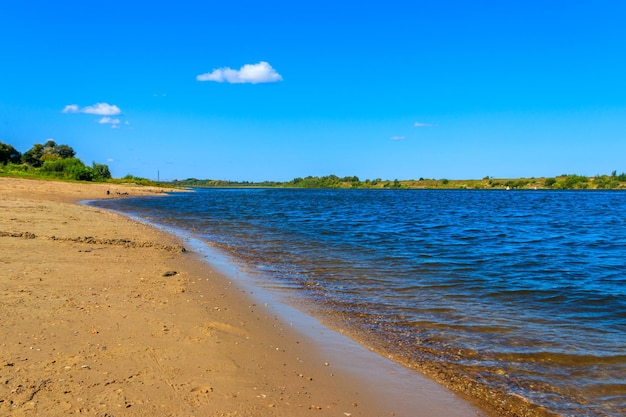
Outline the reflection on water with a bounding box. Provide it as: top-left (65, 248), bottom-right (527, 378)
top-left (94, 189), bottom-right (626, 416)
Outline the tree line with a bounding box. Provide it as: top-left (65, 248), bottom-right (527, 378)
top-left (0, 139), bottom-right (111, 181)
top-left (3, 138), bottom-right (624, 189)
top-left (172, 174), bottom-right (626, 190)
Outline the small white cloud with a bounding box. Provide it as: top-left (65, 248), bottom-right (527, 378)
top-left (62, 104), bottom-right (79, 113)
top-left (98, 117), bottom-right (126, 129)
top-left (98, 117), bottom-right (121, 125)
top-left (197, 61), bottom-right (283, 84)
top-left (414, 122), bottom-right (435, 127)
top-left (82, 103), bottom-right (122, 115)
top-left (64, 103), bottom-right (126, 127)
top-left (390, 136), bottom-right (406, 141)
top-left (62, 102), bottom-right (122, 116)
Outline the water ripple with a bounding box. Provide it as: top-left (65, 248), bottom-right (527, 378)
top-left (95, 189), bottom-right (626, 417)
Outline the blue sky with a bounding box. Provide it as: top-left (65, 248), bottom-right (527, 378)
top-left (1, 1), bottom-right (625, 181)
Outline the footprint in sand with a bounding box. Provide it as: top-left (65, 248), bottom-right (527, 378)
top-left (201, 321), bottom-right (248, 338)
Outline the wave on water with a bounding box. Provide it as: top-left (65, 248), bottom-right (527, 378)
top-left (93, 189), bottom-right (626, 417)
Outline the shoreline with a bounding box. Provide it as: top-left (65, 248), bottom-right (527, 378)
top-left (1, 177), bottom-right (486, 416)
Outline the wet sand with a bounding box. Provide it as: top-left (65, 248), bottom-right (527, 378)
top-left (0, 177), bottom-right (487, 416)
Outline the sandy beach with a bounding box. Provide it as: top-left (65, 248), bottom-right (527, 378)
top-left (0, 177), bottom-right (487, 417)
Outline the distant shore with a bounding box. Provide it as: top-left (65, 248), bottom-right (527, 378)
top-left (0, 177), bottom-right (486, 417)
top-left (169, 173), bottom-right (626, 190)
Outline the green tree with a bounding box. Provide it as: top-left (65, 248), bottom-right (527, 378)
top-left (22, 141), bottom-right (77, 167)
top-left (41, 140), bottom-right (59, 160)
top-left (22, 143), bottom-right (46, 167)
top-left (92, 162), bottom-right (111, 180)
top-left (563, 175), bottom-right (589, 189)
top-left (544, 178), bottom-right (556, 188)
top-left (0, 141), bottom-right (21, 164)
top-left (56, 144), bottom-right (76, 159)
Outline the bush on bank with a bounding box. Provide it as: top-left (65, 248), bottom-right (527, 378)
top-left (0, 139), bottom-right (111, 182)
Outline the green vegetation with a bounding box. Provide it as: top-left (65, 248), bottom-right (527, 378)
top-left (0, 139), bottom-right (112, 182)
top-left (171, 178), bottom-right (282, 188)
top-left (0, 142), bottom-right (21, 164)
top-left (169, 173), bottom-right (626, 190)
top-left (2, 139), bottom-right (625, 190)
top-left (286, 175), bottom-right (360, 188)
top-left (107, 174), bottom-right (164, 187)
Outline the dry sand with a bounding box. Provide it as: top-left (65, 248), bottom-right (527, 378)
top-left (0, 177), bottom-right (487, 417)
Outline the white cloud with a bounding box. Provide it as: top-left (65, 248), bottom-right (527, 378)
top-left (82, 103), bottom-right (121, 115)
top-left (62, 104), bottom-right (79, 113)
top-left (64, 103), bottom-right (126, 128)
top-left (390, 136), bottom-right (406, 141)
top-left (414, 122), bottom-right (435, 127)
top-left (98, 117), bottom-right (128, 129)
top-left (62, 102), bottom-right (122, 116)
top-left (196, 61), bottom-right (283, 84)
top-left (98, 117), bottom-right (121, 125)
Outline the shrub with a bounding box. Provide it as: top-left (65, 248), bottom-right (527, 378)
top-left (41, 157), bottom-right (94, 181)
top-left (92, 163), bottom-right (111, 180)
top-left (563, 175), bottom-right (589, 189)
top-left (544, 178), bottom-right (556, 187)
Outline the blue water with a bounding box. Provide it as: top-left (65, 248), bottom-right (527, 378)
top-left (93, 189), bottom-right (626, 416)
